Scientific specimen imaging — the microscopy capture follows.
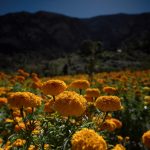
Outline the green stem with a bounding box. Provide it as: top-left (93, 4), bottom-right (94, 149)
top-left (99, 112), bottom-right (109, 129)
top-left (79, 89), bottom-right (82, 95)
top-left (20, 106), bottom-right (28, 130)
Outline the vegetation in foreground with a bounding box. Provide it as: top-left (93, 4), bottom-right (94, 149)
top-left (0, 69), bottom-right (150, 149)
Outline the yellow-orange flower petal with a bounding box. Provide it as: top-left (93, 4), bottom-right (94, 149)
top-left (70, 80), bottom-right (90, 89)
top-left (95, 96), bottom-right (122, 112)
top-left (8, 92), bottom-right (41, 108)
top-left (41, 80), bottom-right (67, 96)
top-left (54, 91), bottom-right (87, 117)
top-left (112, 144), bottom-right (126, 150)
top-left (71, 128), bottom-right (107, 150)
top-left (142, 130), bottom-right (150, 148)
top-left (86, 88), bottom-right (100, 98)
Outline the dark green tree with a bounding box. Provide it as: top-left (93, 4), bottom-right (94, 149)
top-left (79, 40), bottom-right (102, 81)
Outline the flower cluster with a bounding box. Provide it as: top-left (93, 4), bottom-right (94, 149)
top-left (85, 88), bottom-right (100, 98)
top-left (142, 130), bottom-right (150, 148)
top-left (41, 80), bottom-right (67, 96)
top-left (54, 91), bottom-right (87, 117)
top-left (70, 80), bottom-right (90, 89)
top-left (95, 96), bottom-right (122, 112)
top-left (71, 128), bottom-right (107, 150)
top-left (8, 92), bottom-right (41, 108)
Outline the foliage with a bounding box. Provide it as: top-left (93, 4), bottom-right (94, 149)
top-left (0, 69), bottom-right (150, 149)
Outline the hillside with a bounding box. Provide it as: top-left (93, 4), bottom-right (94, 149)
top-left (0, 11), bottom-right (150, 73)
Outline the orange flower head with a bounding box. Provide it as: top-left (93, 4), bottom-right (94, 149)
top-left (85, 88), bottom-right (100, 98)
top-left (70, 80), bottom-right (90, 89)
top-left (8, 92), bottom-right (42, 108)
top-left (54, 91), bottom-right (87, 117)
top-left (96, 96), bottom-right (122, 112)
top-left (71, 128), bottom-right (107, 150)
top-left (103, 86), bottom-right (117, 95)
top-left (142, 130), bottom-right (150, 148)
top-left (41, 80), bottom-right (67, 96)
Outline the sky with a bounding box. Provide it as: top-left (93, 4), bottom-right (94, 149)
top-left (0, 0), bottom-right (150, 18)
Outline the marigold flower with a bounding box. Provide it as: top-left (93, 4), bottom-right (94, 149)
top-left (5, 118), bottom-right (14, 123)
top-left (71, 128), bottom-right (107, 150)
top-left (125, 136), bottom-right (130, 142)
top-left (144, 96), bottom-right (150, 103)
top-left (142, 130), bottom-right (150, 148)
top-left (95, 96), bottom-right (122, 112)
top-left (25, 107), bottom-right (34, 114)
top-left (41, 80), bottom-right (67, 96)
top-left (84, 95), bottom-right (94, 102)
top-left (54, 91), bottom-right (87, 117)
top-left (110, 118), bottom-right (122, 129)
top-left (28, 145), bottom-right (36, 150)
top-left (44, 100), bottom-right (55, 113)
top-left (8, 92), bottom-right (42, 108)
top-left (0, 97), bottom-right (7, 107)
top-left (0, 87), bottom-right (11, 96)
top-left (14, 122), bottom-right (26, 131)
top-left (70, 80), bottom-right (90, 89)
top-left (86, 88), bottom-right (100, 98)
top-left (101, 119), bottom-right (117, 132)
top-left (44, 144), bottom-right (50, 150)
top-left (103, 86), bottom-right (117, 95)
top-left (32, 81), bottom-right (42, 89)
top-left (143, 87), bottom-right (150, 92)
top-left (12, 139), bottom-right (26, 147)
top-left (12, 108), bottom-right (21, 117)
top-left (117, 136), bottom-right (124, 142)
top-left (3, 141), bottom-right (11, 150)
top-left (112, 144), bottom-right (126, 150)
top-left (15, 75), bottom-right (25, 83)
top-left (0, 138), bottom-right (3, 144)
top-left (32, 130), bottom-right (40, 135)
top-left (14, 117), bottom-right (22, 123)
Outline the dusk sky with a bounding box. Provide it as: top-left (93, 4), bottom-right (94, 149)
top-left (0, 0), bottom-right (150, 18)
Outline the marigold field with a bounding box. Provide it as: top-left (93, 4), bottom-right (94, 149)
top-left (0, 69), bottom-right (150, 150)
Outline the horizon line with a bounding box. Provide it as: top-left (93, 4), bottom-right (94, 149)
top-left (0, 10), bottom-right (150, 19)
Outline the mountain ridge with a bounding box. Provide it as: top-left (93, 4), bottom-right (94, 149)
top-left (0, 11), bottom-right (150, 73)
top-left (0, 11), bottom-right (150, 55)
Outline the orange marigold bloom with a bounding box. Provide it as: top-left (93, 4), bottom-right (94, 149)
top-left (41, 80), bottom-right (67, 96)
top-left (12, 139), bottom-right (26, 147)
top-left (14, 122), bottom-right (26, 131)
top-left (25, 107), bottom-right (34, 114)
top-left (54, 91), bottom-right (87, 117)
top-left (85, 88), bottom-right (100, 98)
top-left (144, 96), bottom-right (150, 103)
top-left (32, 81), bottom-right (42, 89)
top-left (0, 138), bottom-right (3, 144)
top-left (103, 86), bottom-right (117, 95)
top-left (110, 118), bottom-right (122, 129)
top-left (95, 96), bottom-right (122, 112)
top-left (15, 75), bottom-right (25, 83)
top-left (142, 130), bottom-right (150, 148)
top-left (44, 100), bottom-right (55, 113)
top-left (8, 92), bottom-right (42, 108)
top-left (0, 87), bottom-right (11, 96)
top-left (101, 119), bottom-right (117, 132)
top-left (28, 145), bottom-right (36, 150)
top-left (12, 108), bottom-right (21, 117)
top-left (117, 136), bottom-right (124, 142)
top-left (5, 118), bottom-right (14, 123)
top-left (112, 144), bottom-right (126, 150)
top-left (84, 95), bottom-right (94, 102)
top-left (0, 97), bottom-right (7, 107)
top-left (71, 128), bottom-right (107, 150)
top-left (70, 80), bottom-right (90, 89)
